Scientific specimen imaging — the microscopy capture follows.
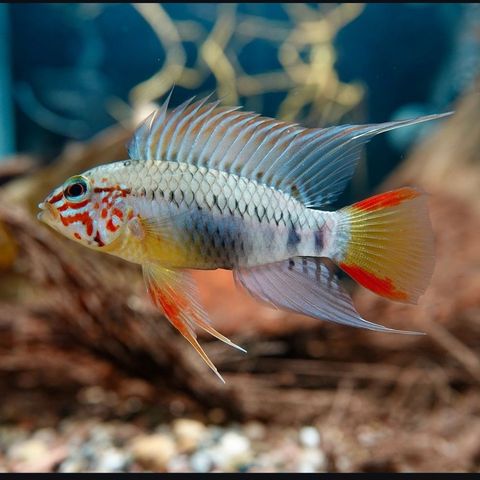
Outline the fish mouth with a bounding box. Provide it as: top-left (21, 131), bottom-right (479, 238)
top-left (37, 202), bottom-right (58, 223)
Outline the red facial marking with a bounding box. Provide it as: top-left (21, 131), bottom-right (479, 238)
top-left (57, 199), bottom-right (90, 212)
top-left (339, 263), bottom-right (408, 301)
top-left (352, 187), bottom-right (420, 212)
top-left (106, 217), bottom-right (119, 233)
top-left (61, 212), bottom-right (93, 236)
top-left (69, 199), bottom-right (90, 210)
top-left (101, 208), bottom-right (108, 219)
top-left (94, 186), bottom-right (131, 197)
top-left (86, 221), bottom-right (93, 236)
top-left (95, 187), bottom-right (111, 194)
top-left (49, 192), bottom-right (64, 204)
top-left (112, 207), bottom-right (124, 220)
top-left (74, 232), bottom-right (81, 240)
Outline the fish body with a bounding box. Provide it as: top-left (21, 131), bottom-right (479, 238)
top-left (38, 94), bottom-right (452, 381)
top-left (75, 159), bottom-right (333, 269)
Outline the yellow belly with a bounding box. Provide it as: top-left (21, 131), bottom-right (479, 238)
top-left (100, 225), bottom-right (203, 268)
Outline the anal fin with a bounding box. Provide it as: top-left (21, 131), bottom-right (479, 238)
top-left (234, 257), bottom-right (423, 335)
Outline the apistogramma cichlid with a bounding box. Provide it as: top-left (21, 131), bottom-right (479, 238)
top-left (38, 93), bottom-right (452, 382)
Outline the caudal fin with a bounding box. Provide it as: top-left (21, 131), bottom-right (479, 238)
top-left (333, 187), bottom-right (435, 304)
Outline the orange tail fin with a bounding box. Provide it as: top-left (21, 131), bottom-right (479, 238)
top-left (333, 187), bottom-right (435, 304)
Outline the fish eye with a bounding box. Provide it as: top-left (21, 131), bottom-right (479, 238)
top-left (64, 176), bottom-right (89, 201)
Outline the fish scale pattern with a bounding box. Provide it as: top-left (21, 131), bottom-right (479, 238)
top-left (102, 159), bottom-right (320, 268)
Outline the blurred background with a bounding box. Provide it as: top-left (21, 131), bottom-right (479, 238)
top-left (0, 2), bottom-right (479, 473)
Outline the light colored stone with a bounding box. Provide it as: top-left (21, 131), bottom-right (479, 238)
top-left (9, 439), bottom-right (49, 464)
top-left (243, 421), bottom-right (266, 441)
top-left (130, 434), bottom-right (176, 471)
top-left (167, 453), bottom-right (190, 472)
top-left (299, 426), bottom-right (321, 449)
top-left (59, 458), bottom-right (87, 473)
top-left (212, 431), bottom-right (252, 470)
top-left (172, 419), bottom-right (207, 453)
top-left (95, 447), bottom-right (129, 472)
top-left (190, 450), bottom-right (213, 473)
top-left (298, 447), bottom-right (327, 472)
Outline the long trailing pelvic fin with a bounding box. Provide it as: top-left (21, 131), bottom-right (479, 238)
top-left (143, 263), bottom-right (246, 383)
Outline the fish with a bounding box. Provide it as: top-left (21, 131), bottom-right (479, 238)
top-left (37, 93), bottom-right (452, 382)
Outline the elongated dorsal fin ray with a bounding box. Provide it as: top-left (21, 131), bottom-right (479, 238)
top-left (128, 92), bottom-right (453, 207)
top-left (234, 257), bottom-right (423, 334)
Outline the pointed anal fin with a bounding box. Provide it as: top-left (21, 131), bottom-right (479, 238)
top-left (234, 257), bottom-right (422, 334)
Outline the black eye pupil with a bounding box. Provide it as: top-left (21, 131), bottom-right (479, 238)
top-left (67, 181), bottom-right (86, 198)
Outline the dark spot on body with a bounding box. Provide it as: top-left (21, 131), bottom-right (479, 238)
top-left (287, 226), bottom-right (301, 251)
top-left (123, 160), bottom-right (131, 167)
top-left (314, 228), bottom-right (324, 251)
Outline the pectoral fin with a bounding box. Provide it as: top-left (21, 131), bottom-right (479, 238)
top-left (129, 211), bottom-right (203, 267)
top-left (142, 263), bottom-right (246, 382)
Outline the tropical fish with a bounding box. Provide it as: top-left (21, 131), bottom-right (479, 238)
top-left (38, 93), bottom-right (452, 382)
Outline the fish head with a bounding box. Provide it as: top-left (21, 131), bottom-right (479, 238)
top-left (38, 171), bottom-right (131, 249)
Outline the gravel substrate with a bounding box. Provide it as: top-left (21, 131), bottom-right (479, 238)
top-left (0, 418), bottom-right (330, 473)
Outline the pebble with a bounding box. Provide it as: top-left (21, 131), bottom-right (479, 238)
top-left (89, 424), bottom-right (113, 446)
top-left (213, 431), bottom-right (252, 470)
top-left (0, 420), bottom-right (347, 472)
top-left (58, 458), bottom-right (88, 473)
top-left (95, 447), bottom-right (129, 472)
top-left (32, 428), bottom-right (55, 443)
top-left (130, 433), bottom-right (177, 471)
top-left (298, 448), bottom-right (327, 472)
top-left (167, 453), bottom-right (190, 472)
top-left (299, 426), bottom-right (321, 449)
top-left (243, 421), bottom-right (266, 441)
top-left (190, 450), bottom-right (214, 473)
top-left (9, 439), bottom-right (49, 465)
top-left (172, 419), bottom-right (207, 453)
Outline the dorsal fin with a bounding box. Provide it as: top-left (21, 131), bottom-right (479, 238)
top-left (128, 94), bottom-right (453, 208)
